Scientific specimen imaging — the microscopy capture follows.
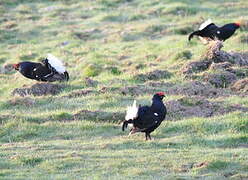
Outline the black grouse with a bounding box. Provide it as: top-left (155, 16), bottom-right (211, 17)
top-left (122, 92), bottom-right (167, 140)
top-left (13, 54), bottom-right (69, 82)
top-left (188, 19), bottom-right (240, 43)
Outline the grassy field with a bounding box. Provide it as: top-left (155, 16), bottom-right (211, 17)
top-left (0, 0), bottom-right (248, 179)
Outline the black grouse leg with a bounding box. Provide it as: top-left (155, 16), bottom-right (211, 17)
top-left (145, 132), bottom-right (152, 140)
top-left (147, 133), bottom-right (151, 140)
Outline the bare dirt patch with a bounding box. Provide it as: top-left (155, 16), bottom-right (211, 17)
top-left (12, 83), bottom-right (65, 97)
top-left (205, 41), bottom-right (248, 66)
top-left (203, 41), bottom-right (245, 65)
top-left (231, 78), bottom-right (248, 93)
top-left (203, 70), bottom-right (238, 88)
top-left (166, 80), bottom-right (230, 97)
top-left (134, 70), bottom-right (172, 81)
top-left (182, 41), bottom-right (248, 76)
top-left (181, 60), bottom-right (211, 75)
top-left (181, 41), bottom-right (248, 91)
top-left (166, 97), bottom-right (248, 120)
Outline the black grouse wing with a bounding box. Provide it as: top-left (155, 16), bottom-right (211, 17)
top-left (18, 62), bottom-right (45, 80)
top-left (32, 65), bottom-right (52, 81)
top-left (215, 23), bottom-right (238, 41)
top-left (200, 23), bottom-right (219, 39)
top-left (189, 23), bottom-right (218, 41)
top-left (133, 106), bottom-right (160, 131)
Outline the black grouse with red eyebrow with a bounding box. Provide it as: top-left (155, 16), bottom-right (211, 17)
top-left (122, 92), bottom-right (167, 140)
top-left (188, 19), bottom-right (240, 42)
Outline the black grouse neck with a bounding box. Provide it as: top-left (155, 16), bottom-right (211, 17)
top-left (151, 96), bottom-right (164, 108)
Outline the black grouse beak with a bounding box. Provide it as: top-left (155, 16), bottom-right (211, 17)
top-left (13, 64), bottom-right (19, 70)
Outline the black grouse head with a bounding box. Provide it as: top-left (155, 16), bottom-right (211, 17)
top-left (233, 22), bottom-right (241, 29)
top-left (153, 92), bottom-right (165, 100)
top-left (13, 63), bottom-right (20, 71)
top-left (41, 58), bottom-right (49, 65)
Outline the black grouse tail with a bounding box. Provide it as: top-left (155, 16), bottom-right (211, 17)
top-left (64, 71), bottom-right (69, 81)
top-left (188, 30), bottom-right (201, 41)
top-left (122, 120), bottom-right (133, 131)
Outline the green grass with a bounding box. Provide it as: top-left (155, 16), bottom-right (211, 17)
top-left (0, 0), bottom-right (248, 179)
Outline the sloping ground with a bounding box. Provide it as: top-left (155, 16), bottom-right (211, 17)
top-left (0, 0), bottom-right (248, 179)
top-left (182, 41), bottom-right (248, 92)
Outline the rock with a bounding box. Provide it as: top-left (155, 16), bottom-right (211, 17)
top-left (12, 83), bottom-right (65, 97)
